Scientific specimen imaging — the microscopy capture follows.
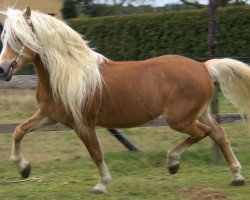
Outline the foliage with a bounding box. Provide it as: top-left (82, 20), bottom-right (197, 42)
top-left (85, 0), bottom-right (151, 6)
top-left (68, 6), bottom-right (250, 61)
top-left (79, 3), bottom-right (201, 17)
top-left (61, 0), bottom-right (79, 19)
top-left (181, 0), bottom-right (249, 7)
top-left (157, 3), bottom-right (200, 12)
top-left (81, 4), bottom-right (155, 17)
top-left (216, 6), bottom-right (250, 58)
top-left (15, 64), bottom-right (35, 75)
top-left (77, 0), bottom-right (249, 17)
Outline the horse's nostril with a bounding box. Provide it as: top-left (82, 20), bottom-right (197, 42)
top-left (0, 67), bottom-right (4, 74)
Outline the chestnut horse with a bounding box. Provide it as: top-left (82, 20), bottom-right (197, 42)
top-left (0, 7), bottom-right (249, 194)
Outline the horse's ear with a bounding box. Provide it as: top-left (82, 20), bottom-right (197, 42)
top-left (23, 6), bottom-right (31, 19)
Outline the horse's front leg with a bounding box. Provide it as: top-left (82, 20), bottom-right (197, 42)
top-left (75, 126), bottom-right (111, 194)
top-left (10, 110), bottom-right (55, 178)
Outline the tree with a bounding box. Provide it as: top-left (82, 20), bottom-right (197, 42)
top-left (61, 0), bottom-right (79, 19)
top-left (79, 0), bottom-right (152, 6)
top-left (180, 0), bottom-right (249, 7)
top-left (180, 0), bottom-right (205, 8)
top-left (110, 0), bottom-right (147, 5)
top-left (77, 0), bottom-right (94, 5)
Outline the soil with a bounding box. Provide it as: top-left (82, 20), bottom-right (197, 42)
top-left (177, 186), bottom-right (231, 200)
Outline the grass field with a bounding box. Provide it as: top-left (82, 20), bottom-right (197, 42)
top-left (0, 89), bottom-right (250, 199)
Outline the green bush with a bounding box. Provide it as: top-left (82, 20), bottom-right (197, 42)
top-left (68, 6), bottom-right (250, 61)
top-left (216, 6), bottom-right (250, 58)
top-left (61, 0), bottom-right (79, 19)
top-left (15, 64), bottom-right (35, 75)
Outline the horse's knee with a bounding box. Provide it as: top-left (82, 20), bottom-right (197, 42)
top-left (13, 125), bottom-right (26, 142)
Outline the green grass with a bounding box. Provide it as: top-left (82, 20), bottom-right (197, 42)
top-left (0, 90), bottom-right (250, 199)
top-left (0, 124), bottom-right (250, 199)
top-left (0, 146), bottom-right (250, 200)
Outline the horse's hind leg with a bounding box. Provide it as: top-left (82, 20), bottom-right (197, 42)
top-left (200, 110), bottom-right (245, 186)
top-left (10, 110), bottom-right (55, 178)
top-left (75, 127), bottom-right (111, 194)
top-left (167, 120), bottom-right (211, 174)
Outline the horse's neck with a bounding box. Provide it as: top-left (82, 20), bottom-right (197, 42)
top-left (33, 55), bottom-right (51, 91)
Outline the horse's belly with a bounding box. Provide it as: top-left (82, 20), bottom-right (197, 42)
top-left (96, 95), bottom-right (164, 128)
top-left (97, 111), bottom-right (161, 128)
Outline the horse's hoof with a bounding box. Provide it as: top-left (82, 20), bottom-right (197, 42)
top-left (230, 179), bottom-right (245, 186)
top-left (91, 183), bottom-right (107, 195)
top-left (168, 164), bottom-right (179, 175)
top-left (92, 189), bottom-right (107, 195)
top-left (20, 164), bottom-right (31, 179)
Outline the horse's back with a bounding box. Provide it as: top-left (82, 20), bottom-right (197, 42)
top-left (96, 55), bottom-right (214, 128)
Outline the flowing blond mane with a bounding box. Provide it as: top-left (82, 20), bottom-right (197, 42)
top-left (2, 8), bottom-right (105, 130)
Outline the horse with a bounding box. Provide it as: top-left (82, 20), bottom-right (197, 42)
top-left (0, 7), bottom-right (249, 194)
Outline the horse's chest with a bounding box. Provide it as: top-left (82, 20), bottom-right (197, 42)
top-left (36, 89), bottom-right (69, 123)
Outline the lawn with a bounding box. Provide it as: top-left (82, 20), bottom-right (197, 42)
top-left (0, 89), bottom-right (249, 199)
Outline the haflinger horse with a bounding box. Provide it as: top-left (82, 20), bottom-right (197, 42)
top-left (0, 7), bottom-right (249, 194)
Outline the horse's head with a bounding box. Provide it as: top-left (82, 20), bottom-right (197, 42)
top-left (0, 7), bottom-right (36, 81)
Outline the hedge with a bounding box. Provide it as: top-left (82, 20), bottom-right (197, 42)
top-left (68, 6), bottom-right (250, 61)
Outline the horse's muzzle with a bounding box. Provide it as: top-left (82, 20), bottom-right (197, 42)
top-left (0, 60), bottom-right (14, 82)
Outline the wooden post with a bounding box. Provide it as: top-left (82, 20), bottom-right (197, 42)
top-left (208, 0), bottom-right (217, 61)
top-left (208, 0), bottom-right (222, 163)
top-left (209, 0), bottom-right (219, 121)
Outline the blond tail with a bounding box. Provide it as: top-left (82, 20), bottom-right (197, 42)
top-left (205, 58), bottom-right (250, 129)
